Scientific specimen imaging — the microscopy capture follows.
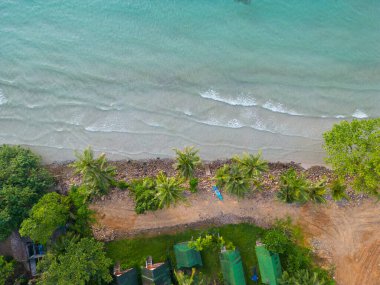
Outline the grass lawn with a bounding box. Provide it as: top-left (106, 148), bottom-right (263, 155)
top-left (106, 223), bottom-right (267, 284)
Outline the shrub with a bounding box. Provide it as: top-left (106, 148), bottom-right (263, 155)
top-left (306, 180), bottom-right (327, 204)
top-left (262, 229), bottom-right (290, 254)
top-left (279, 269), bottom-right (333, 285)
top-left (173, 146), bottom-right (201, 180)
top-left (329, 179), bottom-right (348, 201)
top-left (129, 178), bottom-right (161, 214)
top-left (189, 177), bottom-right (199, 193)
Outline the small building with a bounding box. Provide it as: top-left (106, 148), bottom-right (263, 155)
top-left (255, 242), bottom-right (282, 285)
top-left (113, 264), bottom-right (138, 285)
top-left (26, 241), bottom-right (45, 276)
top-left (141, 257), bottom-right (172, 285)
top-left (219, 248), bottom-right (246, 285)
top-left (174, 242), bottom-right (202, 269)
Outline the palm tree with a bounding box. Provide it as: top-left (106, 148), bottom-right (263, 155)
top-left (173, 146), bottom-right (201, 180)
top-left (71, 147), bottom-right (116, 197)
top-left (307, 180), bottom-right (327, 203)
top-left (215, 164), bottom-right (230, 189)
top-left (329, 179), bottom-right (348, 201)
top-left (215, 164), bottom-right (251, 198)
top-left (155, 171), bottom-right (185, 208)
top-left (277, 168), bottom-right (308, 203)
top-left (232, 151), bottom-right (268, 178)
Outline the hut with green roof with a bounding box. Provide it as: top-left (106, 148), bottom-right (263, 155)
top-left (255, 242), bottom-right (282, 285)
top-left (219, 249), bottom-right (246, 285)
top-left (174, 242), bottom-right (203, 269)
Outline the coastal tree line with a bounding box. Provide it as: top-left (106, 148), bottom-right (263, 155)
top-left (0, 118), bottom-right (378, 284)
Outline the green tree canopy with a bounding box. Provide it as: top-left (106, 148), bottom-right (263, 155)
top-left (323, 118), bottom-right (380, 197)
top-left (37, 237), bottom-right (112, 285)
top-left (67, 185), bottom-right (95, 237)
top-left (173, 146), bottom-right (201, 180)
top-left (20, 192), bottom-right (70, 244)
top-left (71, 147), bottom-right (116, 197)
top-left (0, 256), bottom-right (14, 285)
top-left (0, 145), bottom-right (53, 240)
top-left (0, 186), bottom-right (38, 240)
top-left (0, 145), bottom-right (53, 194)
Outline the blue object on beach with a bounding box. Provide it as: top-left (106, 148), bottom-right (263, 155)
top-left (212, 185), bottom-right (223, 201)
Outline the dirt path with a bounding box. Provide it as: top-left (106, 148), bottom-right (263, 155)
top-left (91, 190), bottom-right (380, 285)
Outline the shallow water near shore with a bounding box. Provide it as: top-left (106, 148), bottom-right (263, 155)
top-left (0, 0), bottom-right (379, 164)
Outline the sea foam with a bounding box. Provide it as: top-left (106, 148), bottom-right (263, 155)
top-left (262, 100), bottom-right (301, 116)
top-left (200, 89), bottom-right (257, 106)
top-left (352, 109), bottom-right (368, 119)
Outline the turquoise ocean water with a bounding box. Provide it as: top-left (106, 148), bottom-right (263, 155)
top-left (0, 0), bottom-right (379, 164)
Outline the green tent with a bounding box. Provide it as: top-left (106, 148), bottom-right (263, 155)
top-left (141, 262), bottom-right (171, 285)
top-left (255, 243), bottom-right (282, 285)
top-left (114, 268), bottom-right (138, 285)
top-left (174, 242), bottom-right (203, 269)
top-left (220, 249), bottom-right (246, 285)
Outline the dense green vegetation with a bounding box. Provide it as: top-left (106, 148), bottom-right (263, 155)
top-left (215, 152), bottom-right (268, 198)
top-left (37, 237), bottom-right (112, 285)
top-left (129, 172), bottom-right (186, 214)
top-left (106, 223), bottom-right (333, 284)
top-left (0, 256), bottom-right (14, 285)
top-left (129, 177), bottom-right (161, 214)
top-left (0, 145), bottom-right (53, 240)
top-left (277, 168), bottom-right (327, 204)
top-left (329, 179), bottom-right (348, 202)
top-left (20, 192), bottom-right (70, 245)
top-left (323, 118), bottom-right (380, 197)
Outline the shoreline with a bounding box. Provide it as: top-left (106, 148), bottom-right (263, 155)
top-left (46, 157), bottom-right (333, 195)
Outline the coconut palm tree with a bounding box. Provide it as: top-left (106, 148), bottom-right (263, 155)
top-left (173, 146), bottom-right (201, 180)
top-left (306, 180), bottom-right (327, 203)
top-left (215, 164), bottom-right (251, 198)
top-left (71, 147), bottom-right (116, 197)
top-left (329, 179), bottom-right (348, 201)
top-left (277, 168), bottom-right (308, 203)
top-left (232, 151), bottom-right (268, 178)
top-left (155, 171), bottom-right (185, 208)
